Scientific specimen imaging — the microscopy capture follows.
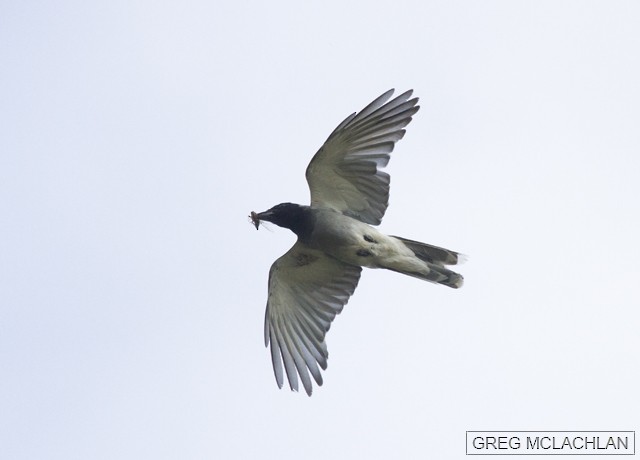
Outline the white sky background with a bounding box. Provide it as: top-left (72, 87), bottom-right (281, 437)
top-left (1, 1), bottom-right (639, 459)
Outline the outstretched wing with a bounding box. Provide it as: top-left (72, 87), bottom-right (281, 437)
top-left (305, 89), bottom-right (419, 225)
top-left (264, 242), bottom-right (361, 396)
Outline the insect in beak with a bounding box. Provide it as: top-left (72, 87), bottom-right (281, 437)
top-left (250, 211), bottom-right (260, 230)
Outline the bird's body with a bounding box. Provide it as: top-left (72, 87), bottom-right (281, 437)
top-left (262, 203), bottom-right (463, 287)
top-left (252, 89), bottom-right (464, 395)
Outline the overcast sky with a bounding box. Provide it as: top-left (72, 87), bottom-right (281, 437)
top-left (1, 1), bottom-right (639, 459)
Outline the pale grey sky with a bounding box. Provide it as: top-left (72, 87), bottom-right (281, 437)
top-left (1, 1), bottom-right (639, 459)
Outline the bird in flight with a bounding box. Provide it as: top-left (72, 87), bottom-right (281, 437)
top-left (251, 89), bottom-right (464, 395)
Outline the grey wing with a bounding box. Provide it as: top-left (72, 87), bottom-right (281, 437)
top-left (264, 242), bottom-right (362, 396)
top-left (305, 89), bottom-right (419, 225)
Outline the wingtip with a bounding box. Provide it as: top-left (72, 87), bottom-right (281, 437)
top-left (377, 88), bottom-right (395, 104)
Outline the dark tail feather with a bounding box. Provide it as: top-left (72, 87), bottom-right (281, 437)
top-left (386, 263), bottom-right (464, 289)
top-left (387, 236), bottom-right (465, 288)
top-left (392, 235), bottom-right (464, 266)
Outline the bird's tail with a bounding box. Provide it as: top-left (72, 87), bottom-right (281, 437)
top-left (391, 236), bottom-right (465, 266)
top-left (388, 236), bottom-right (465, 289)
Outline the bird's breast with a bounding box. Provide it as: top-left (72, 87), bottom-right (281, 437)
top-left (308, 210), bottom-right (403, 267)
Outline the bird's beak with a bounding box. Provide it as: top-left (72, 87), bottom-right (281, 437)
top-left (256, 210), bottom-right (273, 221)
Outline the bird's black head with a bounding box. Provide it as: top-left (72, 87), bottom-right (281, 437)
top-left (254, 202), bottom-right (312, 239)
